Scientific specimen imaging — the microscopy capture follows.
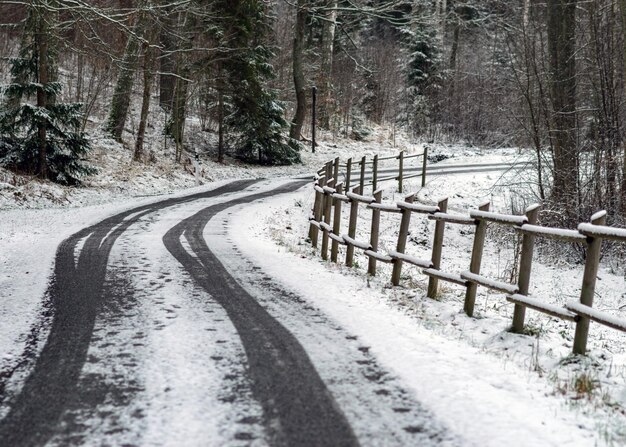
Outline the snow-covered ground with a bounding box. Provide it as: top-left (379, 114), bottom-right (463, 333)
top-left (3, 134), bottom-right (624, 444)
top-left (226, 188), bottom-right (598, 446)
top-left (239, 162), bottom-right (626, 444)
top-left (0, 123), bottom-right (421, 210)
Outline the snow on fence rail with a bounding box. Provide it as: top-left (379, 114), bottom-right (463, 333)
top-left (308, 157), bottom-right (626, 356)
top-left (317, 148), bottom-right (429, 195)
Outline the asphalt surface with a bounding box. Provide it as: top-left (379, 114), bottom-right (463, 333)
top-left (0, 178), bottom-right (459, 446)
top-left (162, 181), bottom-right (359, 447)
top-left (0, 180), bottom-right (258, 446)
top-left (344, 161), bottom-right (522, 184)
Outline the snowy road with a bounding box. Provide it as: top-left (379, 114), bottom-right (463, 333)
top-left (343, 160), bottom-right (524, 185)
top-left (0, 179), bottom-right (456, 446)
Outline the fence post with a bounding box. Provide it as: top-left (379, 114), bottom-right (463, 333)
top-left (372, 154), bottom-right (379, 193)
top-left (464, 202), bottom-right (490, 317)
top-left (345, 186), bottom-right (361, 267)
top-left (321, 185), bottom-right (333, 260)
top-left (391, 193), bottom-right (415, 286)
top-left (427, 197), bottom-right (448, 298)
top-left (345, 158), bottom-right (352, 191)
top-left (308, 185), bottom-right (318, 241)
top-left (333, 157), bottom-right (340, 185)
top-left (398, 150), bottom-right (405, 193)
top-left (573, 211), bottom-right (607, 355)
top-left (368, 189), bottom-right (383, 276)
top-left (330, 182), bottom-right (343, 263)
top-left (359, 156), bottom-right (366, 193)
top-left (322, 162), bottom-right (332, 220)
top-left (511, 204), bottom-right (540, 333)
top-left (421, 145), bottom-right (428, 188)
top-left (310, 176), bottom-right (326, 247)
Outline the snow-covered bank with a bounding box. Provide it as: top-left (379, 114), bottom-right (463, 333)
top-left (0, 127), bottom-right (421, 210)
top-left (228, 155), bottom-right (626, 445)
top-left (4, 135), bottom-right (604, 443)
top-left (226, 182), bottom-right (604, 446)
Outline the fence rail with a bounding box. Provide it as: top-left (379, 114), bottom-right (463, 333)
top-left (307, 155), bottom-right (626, 356)
top-left (318, 149), bottom-right (428, 194)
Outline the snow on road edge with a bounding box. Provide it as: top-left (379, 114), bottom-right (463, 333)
top-left (228, 181), bottom-right (601, 447)
top-left (0, 180), bottom-right (238, 400)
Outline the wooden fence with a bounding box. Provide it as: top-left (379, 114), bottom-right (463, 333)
top-left (308, 156), bottom-right (626, 356)
top-left (316, 148), bottom-right (429, 196)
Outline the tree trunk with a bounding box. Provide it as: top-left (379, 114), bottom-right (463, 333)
top-left (290, 0), bottom-right (307, 140)
top-left (106, 12), bottom-right (145, 141)
top-left (318, 0), bottom-right (337, 130)
top-left (448, 22), bottom-right (461, 120)
top-left (519, 0), bottom-right (545, 200)
top-left (172, 77), bottom-right (187, 163)
top-left (159, 9), bottom-right (176, 111)
top-left (589, 1), bottom-right (619, 215)
top-left (218, 87), bottom-right (225, 163)
top-left (547, 0), bottom-right (579, 221)
top-left (620, 0), bottom-right (626, 215)
top-left (449, 23), bottom-right (460, 70)
top-left (172, 49), bottom-right (189, 164)
top-left (437, 0), bottom-right (447, 46)
top-left (134, 40), bottom-right (154, 162)
top-left (36, 12), bottom-right (48, 179)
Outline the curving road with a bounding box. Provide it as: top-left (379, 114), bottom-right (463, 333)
top-left (0, 179), bottom-right (456, 446)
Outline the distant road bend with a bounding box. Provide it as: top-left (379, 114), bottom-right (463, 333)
top-left (0, 177), bottom-right (457, 446)
top-left (339, 160), bottom-right (523, 184)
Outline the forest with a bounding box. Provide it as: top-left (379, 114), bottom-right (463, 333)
top-left (1, 0), bottom-right (626, 224)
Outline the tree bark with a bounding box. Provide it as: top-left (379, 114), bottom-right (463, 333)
top-left (106, 12), bottom-right (145, 141)
top-left (134, 40), bottom-right (154, 162)
top-left (437, 0), bottom-right (447, 46)
top-left (171, 28), bottom-right (190, 164)
top-left (547, 0), bottom-right (579, 221)
top-left (159, 8), bottom-right (176, 111)
top-left (36, 11), bottom-right (48, 179)
top-left (620, 0), bottom-right (626, 215)
top-left (290, 0), bottom-right (307, 140)
top-left (318, 0), bottom-right (337, 130)
top-left (217, 86), bottom-right (225, 163)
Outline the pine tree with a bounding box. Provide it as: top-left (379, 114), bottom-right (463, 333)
top-left (404, 23), bottom-right (441, 131)
top-left (217, 0), bottom-right (301, 165)
top-left (0, 3), bottom-right (94, 185)
top-left (407, 28), bottom-right (440, 95)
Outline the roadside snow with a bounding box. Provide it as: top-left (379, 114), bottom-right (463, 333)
top-left (0, 180), bottom-right (234, 408)
top-left (229, 151), bottom-right (626, 445)
top-left (227, 182), bottom-right (602, 446)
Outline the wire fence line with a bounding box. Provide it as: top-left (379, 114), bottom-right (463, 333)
top-left (308, 153), bottom-right (626, 356)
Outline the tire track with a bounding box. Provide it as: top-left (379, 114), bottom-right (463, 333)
top-left (163, 180), bottom-right (359, 447)
top-left (0, 180), bottom-right (258, 446)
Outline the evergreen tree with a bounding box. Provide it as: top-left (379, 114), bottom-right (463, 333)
top-left (404, 24), bottom-right (441, 131)
top-left (216, 0), bottom-right (301, 165)
top-left (407, 27), bottom-right (440, 96)
top-left (0, 3), bottom-right (94, 185)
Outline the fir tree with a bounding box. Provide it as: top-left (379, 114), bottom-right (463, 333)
top-left (407, 27), bottom-right (440, 94)
top-left (403, 24), bottom-right (441, 132)
top-left (216, 0), bottom-right (301, 165)
top-left (0, 3), bottom-right (94, 185)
